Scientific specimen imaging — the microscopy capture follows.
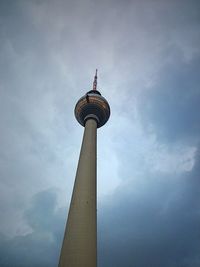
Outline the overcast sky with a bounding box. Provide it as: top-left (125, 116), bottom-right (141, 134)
top-left (0, 0), bottom-right (200, 266)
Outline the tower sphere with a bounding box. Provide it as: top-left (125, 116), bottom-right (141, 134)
top-left (75, 89), bottom-right (110, 128)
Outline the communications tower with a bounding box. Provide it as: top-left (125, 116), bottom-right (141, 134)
top-left (58, 70), bottom-right (110, 267)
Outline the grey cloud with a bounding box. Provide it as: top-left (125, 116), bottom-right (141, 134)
top-left (0, 189), bottom-right (66, 267)
top-left (98, 148), bottom-right (200, 267)
top-left (1, 157), bottom-right (200, 267)
top-left (0, 0), bottom-right (81, 237)
top-left (137, 53), bottom-right (200, 144)
top-left (0, 0), bottom-right (200, 266)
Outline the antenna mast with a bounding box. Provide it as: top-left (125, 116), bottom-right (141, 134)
top-left (93, 69), bottom-right (98, 90)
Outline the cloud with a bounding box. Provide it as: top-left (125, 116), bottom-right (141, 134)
top-left (0, 0), bottom-right (200, 266)
top-left (0, 189), bottom-right (65, 267)
top-left (1, 153), bottom-right (200, 267)
top-left (137, 53), bottom-right (200, 144)
top-left (98, 147), bottom-right (200, 267)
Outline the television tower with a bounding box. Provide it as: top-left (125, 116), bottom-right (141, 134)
top-left (58, 70), bottom-right (110, 267)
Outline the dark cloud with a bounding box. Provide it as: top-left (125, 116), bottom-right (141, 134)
top-left (98, 149), bottom-right (200, 267)
top-left (0, 189), bottom-right (66, 267)
top-left (1, 157), bottom-right (200, 267)
top-left (0, 0), bottom-right (200, 266)
top-left (137, 52), bottom-right (200, 144)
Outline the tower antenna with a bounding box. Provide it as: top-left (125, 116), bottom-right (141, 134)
top-left (93, 69), bottom-right (98, 90)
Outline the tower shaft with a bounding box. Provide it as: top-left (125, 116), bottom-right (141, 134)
top-left (59, 119), bottom-right (97, 267)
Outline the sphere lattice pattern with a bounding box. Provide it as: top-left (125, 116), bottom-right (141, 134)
top-left (75, 90), bottom-right (110, 128)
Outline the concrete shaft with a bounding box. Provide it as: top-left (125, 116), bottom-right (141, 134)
top-left (59, 119), bottom-right (97, 267)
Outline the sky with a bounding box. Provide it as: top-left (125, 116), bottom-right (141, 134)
top-left (0, 0), bottom-right (200, 266)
